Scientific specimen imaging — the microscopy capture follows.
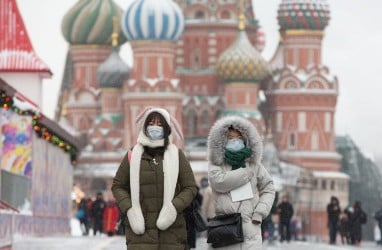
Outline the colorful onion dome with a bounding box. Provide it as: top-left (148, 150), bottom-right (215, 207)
top-left (278, 0), bottom-right (330, 31)
top-left (62, 0), bottom-right (127, 45)
top-left (216, 16), bottom-right (270, 83)
top-left (96, 48), bottom-right (129, 88)
top-left (121, 0), bottom-right (184, 42)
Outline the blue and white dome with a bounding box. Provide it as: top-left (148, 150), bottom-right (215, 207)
top-left (121, 0), bottom-right (184, 42)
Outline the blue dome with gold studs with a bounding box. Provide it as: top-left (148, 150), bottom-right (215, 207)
top-left (121, 0), bottom-right (184, 42)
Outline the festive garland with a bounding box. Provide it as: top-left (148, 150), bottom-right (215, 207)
top-left (0, 90), bottom-right (78, 163)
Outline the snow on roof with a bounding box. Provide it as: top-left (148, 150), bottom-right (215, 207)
top-left (12, 93), bottom-right (39, 113)
top-left (182, 96), bottom-right (221, 107)
top-left (170, 78), bottom-right (180, 88)
top-left (0, 0), bottom-right (51, 77)
top-left (313, 171), bottom-right (350, 179)
top-left (108, 138), bottom-right (122, 146)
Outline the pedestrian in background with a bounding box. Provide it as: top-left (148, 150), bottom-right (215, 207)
top-left (327, 196), bottom-right (341, 244)
top-left (339, 211), bottom-right (351, 244)
top-left (347, 201), bottom-right (367, 246)
top-left (207, 116), bottom-right (275, 250)
top-left (103, 198), bottom-right (119, 236)
top-left (92, 192), bottom-right (106, 236)
top-left (76, 198), bottom-right (89, 235)
top-left (374, 205), bottom-right (382, 245)
top-left (112, 107), bottom-right (197, 250)
top-left (277, 195), bottom-right (294, 243)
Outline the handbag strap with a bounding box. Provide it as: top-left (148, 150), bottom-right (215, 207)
top-left (236, 201), bottom-right (242, 213)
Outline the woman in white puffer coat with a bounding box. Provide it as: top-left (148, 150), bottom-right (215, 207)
top-left (207, 116), bottom-right (275, 250)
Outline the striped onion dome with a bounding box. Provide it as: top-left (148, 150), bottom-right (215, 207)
top-left (62, 0), bottom-right (127, 45)
top-left (96, 48), bottom-right (129, 88)
top-left (216, 30), bottom-right (270, 83)
top-left (121, 0), bottom-right (184, 42)
top-left (278, 0), bottom-right (330, 31)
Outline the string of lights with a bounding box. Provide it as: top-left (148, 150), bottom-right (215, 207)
top-left (0, 90), bottom-right (78, 163)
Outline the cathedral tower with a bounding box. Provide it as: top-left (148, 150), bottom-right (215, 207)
top-left (120, 0), bottom-right (185, 147)
top-left (174, 0), bottom-right (261, 138)
top-left (265, 0), bottom-right (348, 238)
top-left (216, 8), bottom-right (270, 133)
top-left (266, 0), bottom-right (340, 171)
top-left (59, 0), bottom-right (126, 142)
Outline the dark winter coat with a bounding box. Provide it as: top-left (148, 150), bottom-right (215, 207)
top-left (346, 206), bottom-right (366, 243)
top-left (277, 202), bottom-right (294, 223)
top-left (92, 198), bottom-right (106, 220)
top-left (327, 203), bottom-right (341, 224)
top-left (112, 149), bottom-right (197, 250)
top-left (184, 191), bottom-right (203, 248)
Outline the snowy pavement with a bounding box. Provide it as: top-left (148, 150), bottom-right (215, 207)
top-left (13, 236), bottom-right (382, 250)
top-left (11, 219), bottom-right (382, 250)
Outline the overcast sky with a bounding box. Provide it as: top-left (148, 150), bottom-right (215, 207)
top-left (16, 0), bottom-right (382, 158)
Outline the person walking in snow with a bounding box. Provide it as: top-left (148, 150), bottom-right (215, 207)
top-left (112, 107), bottom-right (197, 250)
top-left (207, 116), bottom-right (275, 250)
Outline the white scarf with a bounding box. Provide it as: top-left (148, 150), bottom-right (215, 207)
top-left (129, 131), bottom-right (179, 232)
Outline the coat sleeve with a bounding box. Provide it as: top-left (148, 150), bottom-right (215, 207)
top-left (172, 150), bottom-right (197, 213)
top-left (252, 164), bottom-right (276, 222)
top-left (111, 151), bottom-right (132, 214)
top-left (208, 164), bottom-right (253, 193)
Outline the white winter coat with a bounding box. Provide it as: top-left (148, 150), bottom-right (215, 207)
top-left (207, 116), bottom-right (275, 250)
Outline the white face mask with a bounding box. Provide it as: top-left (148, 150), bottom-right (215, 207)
top-left (146, 125), bottom-right (164, 140)
top-left (225, 138), bottom-right (245, 152)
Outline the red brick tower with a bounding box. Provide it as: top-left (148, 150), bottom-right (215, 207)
top-left (59, 0), bottom-right (126, 144)
top-left (174, 0), bottom-right (260, 138)
top-left (57, 0), bottom-right (128, 197)
top-left (265, 0), bottom-right (348, 238)
top-left (216, 10), bottom-right (270, 133)
top-left (120, 0), bottom-right (185, 147)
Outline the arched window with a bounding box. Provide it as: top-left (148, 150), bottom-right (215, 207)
top-left (188, 110), bottom-right (197, 136)
top-left (79, 116), bottom-right (89, 130)
top-left (194, 10), bottom-right (205, 19)
top-left (322, 180), bottom-right (327, 190)
top-left (215, 109), bottom-right (223, 120)
top-left (289, 133), bottom-right (296, 149)
top-left (221, 10), bottom-right (230, 19)
top-left (191, 48), bottom-right (201, 69)
top-left (330, 180), bottom-right (335, 190)
top-left (311, 131), bottom-right (319, 150)
top-left (201, 110), bottom-right (209, 128)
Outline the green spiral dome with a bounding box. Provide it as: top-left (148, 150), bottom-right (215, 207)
top-left (62, 0), bottom-right (127, 45)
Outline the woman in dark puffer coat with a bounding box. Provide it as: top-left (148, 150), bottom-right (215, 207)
top-left (112, 107), bottom-right (197, 250)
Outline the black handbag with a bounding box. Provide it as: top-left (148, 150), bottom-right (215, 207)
top-left (191, 200), bottom-right (208, 232)
top-left (207, 212), bottom-right (244, 248)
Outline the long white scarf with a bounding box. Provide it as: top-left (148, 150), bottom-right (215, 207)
top-left (129, 131), bottom-right (179, 230)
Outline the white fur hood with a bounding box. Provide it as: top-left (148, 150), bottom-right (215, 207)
top-left (207, 116), bottom-right (263, 167)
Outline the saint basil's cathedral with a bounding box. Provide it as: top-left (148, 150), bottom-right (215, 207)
top-left (56, 0), bottom-right (348, 239)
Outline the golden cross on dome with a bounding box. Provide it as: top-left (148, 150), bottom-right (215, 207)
top-left (238, 0), bottom-right (245, 30)
top-left (112, 16), bottom-right (119, 47)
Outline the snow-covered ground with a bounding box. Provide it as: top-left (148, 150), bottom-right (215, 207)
top-left (11, 219), bottom-right (381, 250)
top-left (13, 236), bottom-right (382, 250)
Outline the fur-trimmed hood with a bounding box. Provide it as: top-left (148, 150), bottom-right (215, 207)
top-left (208, 116), bottom-right (263, 166)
